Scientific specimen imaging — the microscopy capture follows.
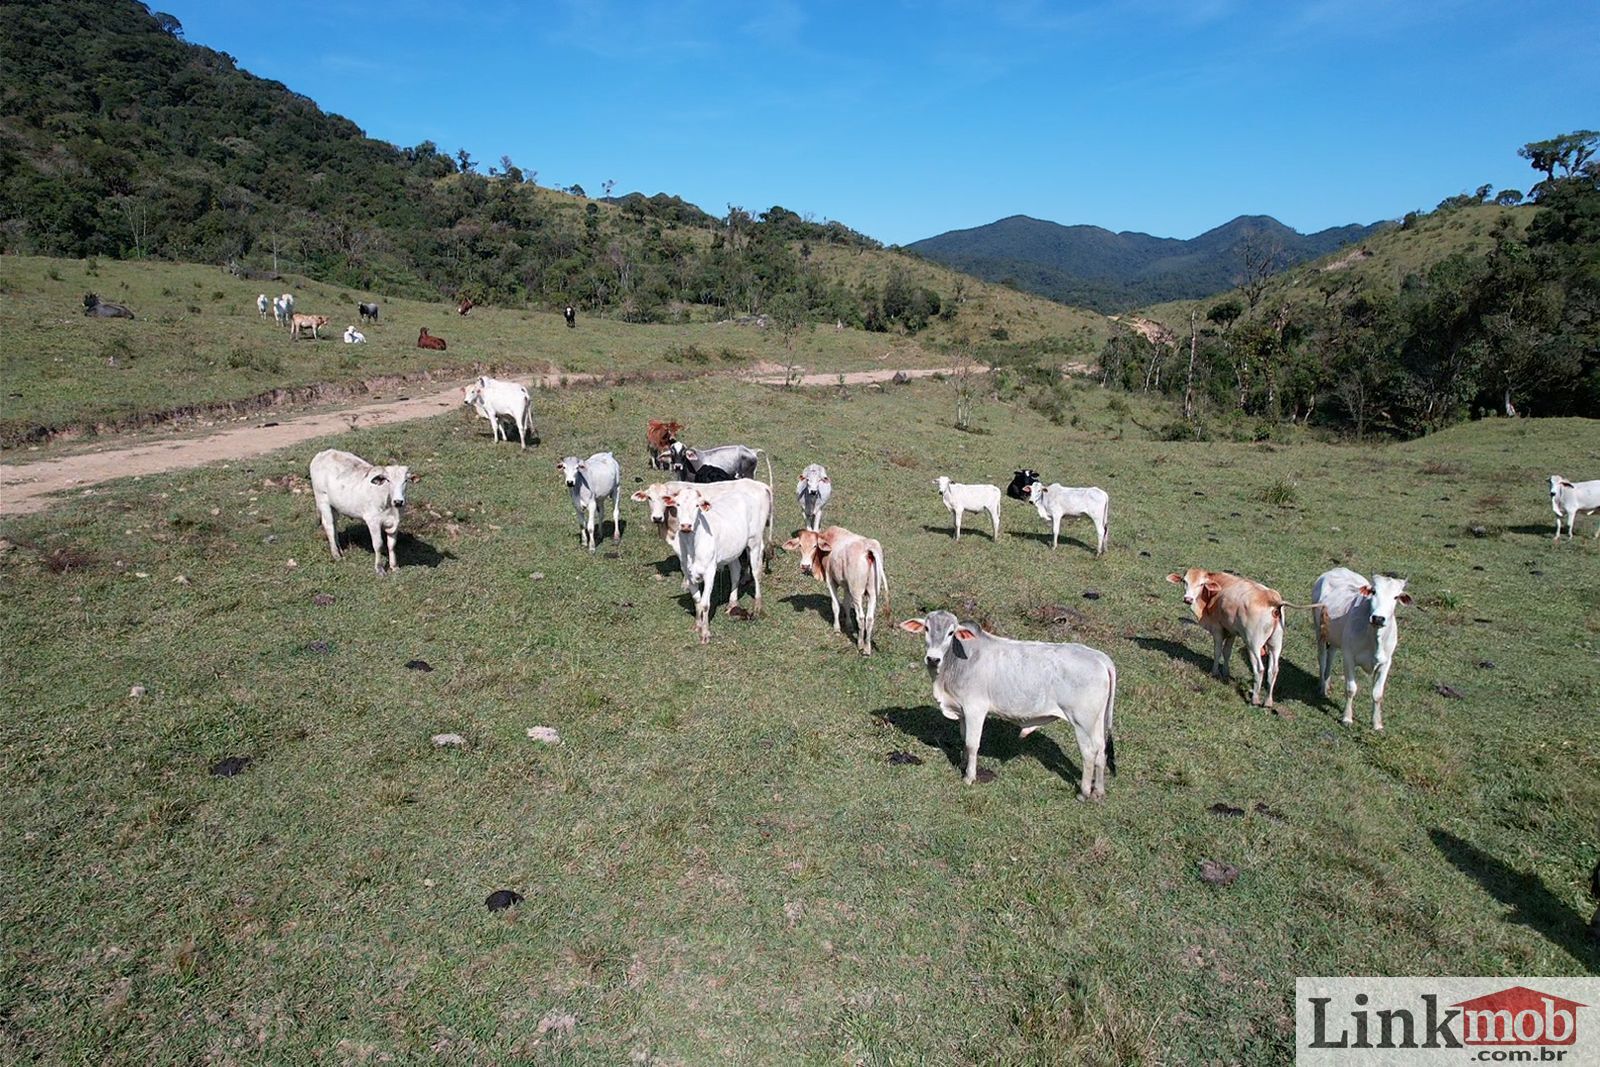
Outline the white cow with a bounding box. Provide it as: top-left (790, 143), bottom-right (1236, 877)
top-left (463, 376), bottom-right (536, 449)
top-left (933, 476), bottom-right (1001, 540)
top-left (900, 611), bottom-right (1117, 798)
top-left (343, 326), bottom-right (366, 344)
top-left (279, 293), bottom-right (295, 318)
top-left (272, 296), bottom-right (288, 327)
top-left (1550, 475), bottom-right (1600, 541)
top-left (256, 293), bottom-right (269, 317)
top-left (308, 449), bottom-right (414, 576)
top-left (632, 479), bottom-right (772, 591)
top-left (558, 453), bottom-right (622, 551)
top-left (1023, 482), bottom-right (1109, 555)
top-left (796, 463), bottom-right (832, 532)
top-left (1312, 568), bottom-right (1413, 731)
top-left (668, 483), bottom-right (767, 644)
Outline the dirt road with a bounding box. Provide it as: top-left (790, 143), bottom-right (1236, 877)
top-left (0, 365), bottom-right (966, 517)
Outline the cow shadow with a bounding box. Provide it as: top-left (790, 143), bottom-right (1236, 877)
top-left (1507, 523), bottom-right (1562, 538)
top-left (332, 526), bottom-right (453, 569)
top-left (1430, 829), bottom-right (1599, 968)
top-left (1010, 528), bottom-right (1096, 553)
top-left (1133, 632), bottom-right (1323, 706)
top-left (781, 592), bottom-right (832, 616)
top-left (875, 705), bottom-right (1080, 785)
top-left (919, 524), bottom-right (1000, 542)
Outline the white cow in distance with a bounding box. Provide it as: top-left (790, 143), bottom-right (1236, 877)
top-left (1023, 481), bottom-right (1109, 555)
top-left (308, 448), bottom-right (417, 576)
top-left (796, 464), bottom-right (832, 532)
top-left (256, 293), bottom-right (269, 317)
top-left (343, 325), bottom-right (366, 344)
top-left (1312, 568), bottom-right (1413, 731)
top-left (558, 452), bottom-right (622, 551)
top-left (933, 477), bottom-right (1001, 541)
top-left (1550, 475), bottom-right (1600, 541)
top-left (464, 376), bottom-right (537, 449)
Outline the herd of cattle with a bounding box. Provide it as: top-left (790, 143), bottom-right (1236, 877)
top-left (295, 367), bottom-right (1600, 799)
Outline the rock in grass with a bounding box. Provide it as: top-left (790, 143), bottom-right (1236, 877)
top-left (405, 659), bottom-right (434, 672)
top-left (1081, 590), bottom-right (1101, 600)
top-left (1198, 860), bottom-right (1239, 887)
top-left (485, 889), bottom-right (523, 912)
top-left (1209, 802), bottom-right (1245, 817)
top-left (431, 733), bottom-right (466, 747)
top-left (1435, 683), bottom-right (1465, 700)
top-left (886, 750), bottom-right (923, 766)
top-left (128, 685), bottom-right (146, 698)
top-left (210, 755), bottom-right (252, 777)
top-left (1476, 660), bottom-right (1496, 670)
top-left (312, 593), bottom-right (335, 606)
top-left (526, 726), bottom-right (561, 745)
top-left (305, 640), bottom-right (332, 655)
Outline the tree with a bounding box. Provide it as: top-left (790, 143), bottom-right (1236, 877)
top-left (602, 179), bottom-right (616, 198)
top-left (152, 11), bottom-right (183, 36)
top-left (1519, 131), bottom-right (1599, 185)
top-left (456, 148), bottom-right (476, 174)
top-left (1235, 232), bottom-right (1284, 311)
top-left (1494, 189), bottom-right (1524, 206)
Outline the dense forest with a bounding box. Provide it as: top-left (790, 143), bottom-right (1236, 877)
top-left (1075, 133), bottom-right (1600, 436)
top-left (0, 0), bottom-right (952, 331)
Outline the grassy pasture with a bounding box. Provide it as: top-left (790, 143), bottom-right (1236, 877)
top-left (1, 376), bottom-right (1597, 1063)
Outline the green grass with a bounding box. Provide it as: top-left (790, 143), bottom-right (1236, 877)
top-left (2, 378), bottom-right (1597, 1063)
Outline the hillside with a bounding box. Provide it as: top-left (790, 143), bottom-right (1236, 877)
top-left (907, 214), bottom-right (1386, 312)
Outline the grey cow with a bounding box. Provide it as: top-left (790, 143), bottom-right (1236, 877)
top-left (660, 441), bottom-right (772, 484)
top-left (795, 463), bottom-right (832, 531)
top-left (900, 611), bottom-right (1117, 799)
top-left (557, 452), bottom-right (622, 551)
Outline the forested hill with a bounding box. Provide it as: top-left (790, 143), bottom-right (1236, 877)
top-left (0, 0), bottom-right (945, 328)
top-left (907, 214), bottom-right (1386, 312)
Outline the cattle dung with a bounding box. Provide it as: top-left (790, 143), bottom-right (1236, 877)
top-left (405, 659), bottom-right (434, 672)
top-left (886, 750), bottom-right (924, 766)
top-left (1208, 802), bottom-right (1245, 817)
top-left (210, 756), bottom-right (252, 778)
top-left (484, 889), bottom-right (523, 912)
top-left (1198, 860), bottom-right (1239, 887)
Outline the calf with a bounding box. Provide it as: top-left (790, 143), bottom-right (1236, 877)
top-left (668, 484), bottom-right (767, 643)
top-left (457, 297), bottom-right (474, 316)
top-left (564, 304), bottom-right (576, 328)
top-left (1550, 474), bottom-right (1600, 541)
top-left (557, 453), bottom-right (622, 551)
top-left (343, 326), bottom-right (366, 344)
top-left (82, 293), bottom-right (134, 319)
top-left (1006, 468), bottom-right (1042, 501)
top-left (796, 464), bottom-right (832, 532)
top-left (1312, 568), bottom-right (1412, 731)
top-left (933, 476), bottom-right (1001, 540)
top-left (783, 526), bottom-right (887, 654)
top-left (257, 293), bottom-right (270, 317)
top-left (1023, 482), bottom-right (1109, 555)
top-left (290, 313), bottom-right (330, 340)
top-left (632, 479), bottom-right (772, 590)
top-left (464, 376), bottom-right (537, 449)
top-left (357, 301), bottom-right (379, 323)
top-left (646, 419), bottom-right (683, 469)
top-left (417, 327), bottom-right (447, 351)
top-left (308, 448), bottom-right (415, 576)
top-left (900, 611), bottom-right (1117, 798)
top-left (1166, 568), bottom-right (1290, 708)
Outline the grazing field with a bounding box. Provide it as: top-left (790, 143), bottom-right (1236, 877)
top-left (2, 375), bottom-right (1597, 1063)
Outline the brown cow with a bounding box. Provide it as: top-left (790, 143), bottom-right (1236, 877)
top-left (1166, 568), bottom-right (1291, 708)
top-left (782, 526), bottom-right (889, 655)
top-left (646, 419), bottom-right (682, 469)
top-left (417, 327), bottom-right (447, 351)
top-left (457, 297), bottom-right (474, 316)
top-left (290, 313), bottom-right (330, 340)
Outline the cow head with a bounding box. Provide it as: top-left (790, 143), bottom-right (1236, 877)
top-left (556, 456), bottom-right (585, 487)
top-left (463, 378), bottom-right (486, 412)
top-left (1167, 569), bottom-right (1219, 615)
top-left (797, 464), bottom-right (830, 497)
top-left (781, 529), bottom-right (832, 576)
top-left (1022, 482), bottom-right (1045, 505)
top-left (1360, 574), bottom-right (1412, 630)
top-left (664, 486), bottom-right (711, 533)
top-left (1007, 468), bottom-right (1042, 500)
top-left (899, 610), bottom-right (978, 673)
top-left (1550, 474), bottom-right (1575, 499)
top-left (370, 465), bottom-right (411, 507)
top-left (658, 441), bottom-right (688, 474)
top-left (631, 483), bottom-right (673, 523)
top-left (932, 476), bottom-right (951, 494)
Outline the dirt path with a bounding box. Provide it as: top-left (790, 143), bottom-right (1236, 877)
top-left (0, 365), bottom-right (967, 517)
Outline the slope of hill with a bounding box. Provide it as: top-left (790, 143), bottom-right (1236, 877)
top-left (907, 214), bottom-right (1387, 312)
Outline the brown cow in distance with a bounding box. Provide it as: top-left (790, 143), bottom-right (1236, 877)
top-left (457, 297), bottom-right (474, 316)
top-left (417, 327), bottom-right (447, 351)
top-left (646, 419), bottom-right (683, 469)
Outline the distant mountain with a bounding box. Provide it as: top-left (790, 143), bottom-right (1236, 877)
top-left (907, 214), bottom-right (1388, 312)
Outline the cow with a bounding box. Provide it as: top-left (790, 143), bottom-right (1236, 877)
top-left (357, 301), bottom-right (379, 323)
top-left (557, 452), bottom-right (622, 552)
top-left (463, 376), bottom-right (536, 449)
top-left (279, 293), bottom-right (295, 320)
top-left (273, 296), bottom-right (289, 326)
top-left (666, 483), bottom-right (767, 643)
top-left (257, 293), bottom-right (270, 317)
top-left (290, 313), bottom-right (330, 340)
top-left (1023, 481), bottom-right (1109, 555)
top-left (343, 326), bottom-right (366, 344)
top-left (308, 448), bottom-right (416, 576)
top-left (933, 477), bottom-right (1001, 541)
top-left (899, 611), bottom-right (1117, 798)
top-left (564, 304), bottom-right (576, 328)
top-left (660, 441), bottom-right (772, 484)
top-left (82, 293), bottom-right (134, 319)
top-left (796, 464), bottom-right (832, 532)
top-left (417, 327), bottom-right (447, 351)
top-left (783, 526), bottom-right (887, 654)
top-left (1166, 568), bottom-right (1293, 708)
top-left (632, 479), bottom-right (772, 590)
top-left (1006, 468), bottom-right (1042, 501)
top-left (1550, 475), bottom-right (1600, 541)
top-left (1312, 568), bottom-right (1413, 731)
top-left (457, 297), bottom-right (474, 316)
top-left (645, 419), bottom-right (683, 469)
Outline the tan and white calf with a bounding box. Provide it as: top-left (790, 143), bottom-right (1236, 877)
top-left (782, 526), bottom-right (888, 654)
top-left (1166, 567), bottom-right (1290, 708)
top-left (1312, 568), bottom-right (1413, 730)
top-left (289, 313), bottom-right (329, 340)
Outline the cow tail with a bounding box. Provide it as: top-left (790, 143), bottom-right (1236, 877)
top-left (1104, 659), bottom-right (1118, 776)
top-left (872, 546), bottom-right (890, 617)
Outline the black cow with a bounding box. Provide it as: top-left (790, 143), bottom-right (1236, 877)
top-left (82, 293), bottom-right (134, 319)
top-left (564, 304), bottom-right (576, 328)
top-left (358, 302), bottom-right (379, 323)
top-left (1006, 468), bottom-right (1042, 501)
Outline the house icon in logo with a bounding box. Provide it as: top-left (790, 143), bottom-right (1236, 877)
top-left (1452, 986), bottom-right (1586, 1046)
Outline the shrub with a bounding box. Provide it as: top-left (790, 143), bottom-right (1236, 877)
top-left (228, 347), bottom-right (283, 374)
top-left (663, 343), bottom-right (709, 365)
top-left (1259, 479), bottom-right (1298, 507)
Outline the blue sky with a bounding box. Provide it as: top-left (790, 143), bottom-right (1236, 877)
top-left (161, 0), bottom-right (1597, 246)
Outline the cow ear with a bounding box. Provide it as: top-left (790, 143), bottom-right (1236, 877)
top-left (1202, 580), bottom-right (1220, 596)
top-left (698, 500), bottom-right (712, 512)
top-left (1359, 585), bottom-right (1373, 597)
top-left (815, 537), bottom-right (832, 554)
top-left (1397, 593), bottom-right (1413, 605)
top-left (954, 627), bottom-right (979, 641)
top-left (782, 538), bottom-right (801, 550)
top-left (406, 472), bottom-right (423, 484)
top-left (1560, 480), bottom-right (1575, 488)
top-left (1165, 573), bottom-right (1183, 584)
top-left (370, 473), bottom-right (387, 485)
top-left (661, 495), bottom-right (676, 507)
top-left (899, 618), bottom-right (927, 633)
top-left (630, 490), bottom-right (649, 502)
top-left (821, 476), bottom-right (830, 484)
